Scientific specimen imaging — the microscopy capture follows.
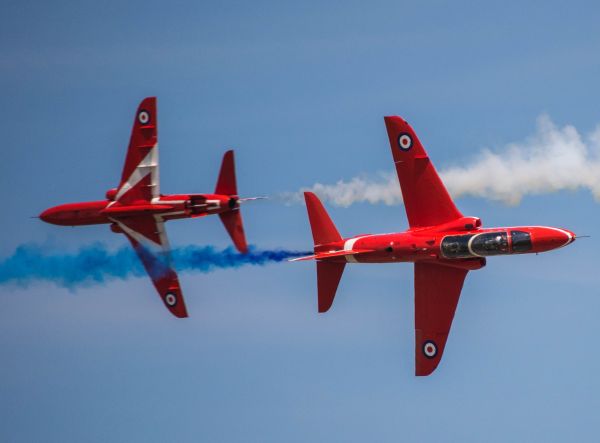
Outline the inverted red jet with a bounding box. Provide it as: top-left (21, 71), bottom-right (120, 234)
top-left (294, 116), bottom-right (576, 376)
top-left (40, 97), bottom-right (253, 318)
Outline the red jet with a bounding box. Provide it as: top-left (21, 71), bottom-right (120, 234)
top-left (40, 97), bottom-right (254, 318)
top-left (294, 116), bottom-right (576, 376)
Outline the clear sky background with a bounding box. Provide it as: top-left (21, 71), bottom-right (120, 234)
top-left (1, 1), bottom-right (600, 442)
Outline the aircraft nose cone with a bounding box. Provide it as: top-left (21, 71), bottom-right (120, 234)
top-left (39, 209), bottom-right (51, 222)
top-left (533, 227), bottom-right (574, 252)
top-left (39, 207), bottom-right (58, 224)
top-left (554, 228), bottom-right (575, 245)
top-left (564, 229), bottom-right (576, 244)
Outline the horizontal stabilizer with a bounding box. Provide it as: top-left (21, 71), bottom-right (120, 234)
top-left (317, 261), bottom-right (345, 313)
top-left (289, 249), bottom-right (374, 262)
top-left (219, 210), bottom-right (248, 253)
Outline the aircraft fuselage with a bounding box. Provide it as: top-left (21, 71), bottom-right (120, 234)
top-left (40, 193), bottom-right (241, 227)
top-left (315, 224), bottom-right (575, 266)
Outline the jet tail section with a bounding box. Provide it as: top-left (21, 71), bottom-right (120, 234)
top-left (289, 249), bottom-right (375, 262)
top-left (214, 150), bottom-right (248, 253)
top-left (317, 261), bottom-right (345, 313)
top-left (215, 150), bottom-right (237, 196)
top-left (302, 192), bottom-right (346, 312)
top-left (219, 210), bottom-right (248, 253)
top-left (304, 192), bottom-right (342, 246)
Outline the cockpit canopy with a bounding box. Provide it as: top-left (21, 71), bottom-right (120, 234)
top-left (471, 232), bottom-right (509, 255)
top-left (511, 230), bottom-right (532, 252)
top-left (441, 230), bottom-right (531, 258)
top-left (441, 234), bottom-right (473, 258)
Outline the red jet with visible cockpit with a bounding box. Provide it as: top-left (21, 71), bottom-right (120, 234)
top-left (293, 116), bottom-right (576, 376)
top-left (40, 97), bottom-right (255, 318)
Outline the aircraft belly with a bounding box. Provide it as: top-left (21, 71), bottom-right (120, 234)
top-left (353, 251), bottom-right (421, 264)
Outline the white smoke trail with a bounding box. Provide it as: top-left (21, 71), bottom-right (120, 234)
top-left (288, 115), bottom-right (600, 206)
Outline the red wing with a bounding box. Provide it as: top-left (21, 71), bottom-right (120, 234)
top-left (114, 97), bottom-right (160, 205)
top-left (384, 116), bottom-right (462, 228)
top-left (414, 262), bottom-right (468, 376)
top-left (111, 215), bottom-right (188, 318)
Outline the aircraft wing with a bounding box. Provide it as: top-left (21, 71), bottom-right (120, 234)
top-left (114, 97), bottom-right (160, 205)
top-left (111, 216), bottom-right (188, 318)
top-left (384, 116), bottom-right (463, 228)
top-left (414, 262), bottom-right (468, 376)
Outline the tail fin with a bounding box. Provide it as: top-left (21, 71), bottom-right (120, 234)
top-left (317, 261), bottom-right (345, 312)
top-left (303, 192), bottom-right (345, 312)
top-left (215, 150), bottom-right (248, 253)
top-left (215, 150), bottom-right (237, 195)
top-left (303, 192), bottom-right (342, 246)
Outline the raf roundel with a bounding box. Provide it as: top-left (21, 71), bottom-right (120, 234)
top-left (422, 340), bottom-right (438, 359)
top-left (138, 110), bottom-right (150, 125)
top-left (397, 132), bottom-right (413, 151)
top-left (165, 292), bottom-right (177, 307)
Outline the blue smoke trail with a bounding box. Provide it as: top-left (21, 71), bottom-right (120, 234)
top-left (0, 244), bottom-right (311, 288)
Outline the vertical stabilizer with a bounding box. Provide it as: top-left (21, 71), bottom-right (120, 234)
top-left (304, 192), bottom-right (342, 246)
top-left (215, 150), bottom-right (248, 253)
top-left (303, 192), bottom-right (345, 312)
top-left (215, 150), bottom-right (237, 196)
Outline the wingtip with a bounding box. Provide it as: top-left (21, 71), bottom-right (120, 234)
top-left (415, 360), bottom-right (440, 376)
top-left (383, 115), bottom-right (405, 123)
top-left (139, 96), bottom-right (157, 107)
top-left (171, 306), bottom-right (189, 318)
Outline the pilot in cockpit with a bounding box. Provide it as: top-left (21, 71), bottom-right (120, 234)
top-left (446, 241), bottom-right (460, 253)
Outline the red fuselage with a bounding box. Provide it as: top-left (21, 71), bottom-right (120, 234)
top-left (315, 217), bottom-right (575, 268)
top-left (40, 193), bottom-right (240, 228)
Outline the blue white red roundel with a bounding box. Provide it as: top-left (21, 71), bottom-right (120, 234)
top-left (397, 133), bottom-right (413, 151)
top-left (165, 292), bottom-right (177, 307)
top-left (422, 340), bottom-right (438, 358)
top-left (138, 110), bottom-right (150, 125)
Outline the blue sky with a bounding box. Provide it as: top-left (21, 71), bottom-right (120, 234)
top-left (1, 1), bottom-right (600, 442)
